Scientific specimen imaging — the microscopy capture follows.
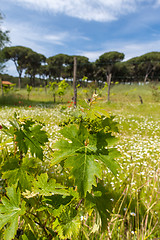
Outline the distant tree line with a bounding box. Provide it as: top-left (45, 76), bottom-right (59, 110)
top-left (0, 12), bottom-right (10, 73)
top-left (1, 13), bottom-right (160, 89)
top-left (1, 46), bottom-right (160, 89)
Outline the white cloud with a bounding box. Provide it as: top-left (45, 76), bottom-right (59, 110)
top-left (3, 21), bottom-right (75, 56)
top-left (117, 40), bottom-right (160, 60)
top-left (44, 32), bottom-right (69, 46)
top-left (44, 32), bottom-right (90, 45)
top-left (3, 18), bottom-right (91, 57)
top-left (154, 0), bottom-right (160, 6)
top-left (4, 21), bottom-right (48, 53)
top-left (10, 0), bottom-right (141, 22)
top-left (3, 60), bottom-right (17, 76)
top-left (79, 39), bottom-right (160, 62)
top-left (77, 50), bottom-right (104, 62)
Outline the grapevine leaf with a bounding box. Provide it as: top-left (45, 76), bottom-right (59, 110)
top-left (1, 156), bottom-right (40, 191)
top-left (98, 148), bottom-right (121, 176)
top-left (44, 195), bottom-right (74, 209)
top-left (15, 130), bottom-right (28, 154)
top-left (20, 230), bottom-right (37, 240)
top-left (52, 124), bottom-right (102, 196)
top-left (25, 125), bottom-right (48, 160)
top-left (15, 126), bottom-right (47, 160)
top-left (20, 234), bottom-right (29, 240)
top-left (0, 186), bottom-right (26, 240)
top-left (51, 124), bottom-right (90, 164)
top-left (1, 156), bottom-right (19, 171)
top-left (2, 117), bottom-right (48, 160)
top-left (85, 106), bottom-right (110, 119)
top-left (65, 154), bottom-right (102, 197)
top-left (52, 123), bottom-right (120, 197)
top-left (61, 215), bottom-right (81, 239)
top-left (23, 173), bottom-right (69, 198)
top-left (22, 216), bottom-right (39, 238)
top-left (2, 168), bottom-right (33, 191)
top-left (86, 183), bottom-right (116, 230)
top-left (52, 206), bottom-right (81, 239)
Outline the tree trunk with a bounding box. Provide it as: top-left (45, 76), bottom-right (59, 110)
top-left (14, 62), bottom-right (22, 89)
top-left (33, 76), bottom-right (36, 87)
top-left (139, 95), bottom-right (143, 104)
top-left (144, 65), bottom-right (156, 83)
top-left (107, 73), bottom-right (112, 102)
top-left (53, 93), bottom-right (56, 103)
top-left (144, 73), bottom-right (149, 83)
top-left (49, 74), bottom-right (52, 82)
top-left (29, 76), bottom-right (32, 86)
top-left (18, 73), bottom-right (22, 89)
top-left (73, 57), bottom-right (77, 108)
top-left (0, 78), bottom-right (4, 97)
top-left (45, 80), bottom-right (48, 94)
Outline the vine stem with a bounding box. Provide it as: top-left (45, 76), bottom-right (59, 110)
top-left (75, 198), bottom-right (84, 210)
top-left (29, 212), bottom-right (51, 238)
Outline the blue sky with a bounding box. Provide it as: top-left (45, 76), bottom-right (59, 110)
top-left (1, 0), bottom-right (160, 76)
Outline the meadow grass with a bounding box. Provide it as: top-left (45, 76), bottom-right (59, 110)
top-left (0, 83), bottom-right (160, 239)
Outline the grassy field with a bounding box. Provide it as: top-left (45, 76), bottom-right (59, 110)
top-left (0, 83), bottom-right (160, 239)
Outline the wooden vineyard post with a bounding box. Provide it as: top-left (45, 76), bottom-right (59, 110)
top-left (0, 78), bottom-right (4, 97)
top-left (73, 56), bottom-right (77, 108)
top-left (107, 73), bottom-right (111, 102)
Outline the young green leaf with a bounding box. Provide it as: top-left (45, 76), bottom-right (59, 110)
top-left (2, 168), bottom-right (33, 191)
top-left (52, 206), bottom-right (81, 239)
top-left (52, 123), bottom-right (120, 197)
top-left (1, 156), bottom-right (42, 191)
top-left (15, 123), bottom-right (48, 160)
top-left (23, 173), bottom-right (69, 198)
top-left (0, 186), bottom-right (26, 240)
top-left (2, 116), bottom-right (48, 160)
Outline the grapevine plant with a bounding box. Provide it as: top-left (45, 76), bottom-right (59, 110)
top-left (0, 110), bottom-right (120, 239)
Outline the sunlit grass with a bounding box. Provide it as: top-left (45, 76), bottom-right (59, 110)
top-left (0, 83), bottom-right (160, 239)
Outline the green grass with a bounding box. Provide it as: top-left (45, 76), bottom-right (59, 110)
top-left (0, 82), bottom-right (159, 106)
top-left (0, 83), bottom-right (160, 239)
